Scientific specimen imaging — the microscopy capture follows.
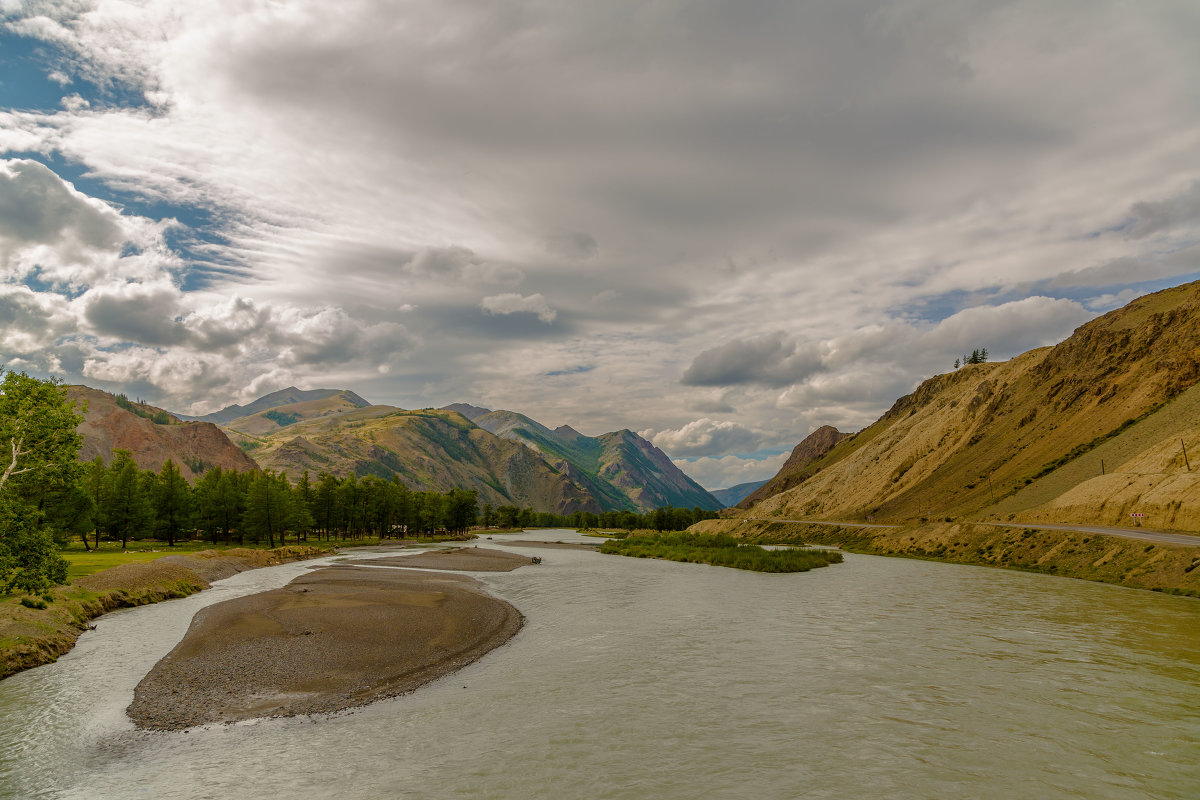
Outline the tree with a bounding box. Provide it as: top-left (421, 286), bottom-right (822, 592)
top-left (0, 371), bottom-right (83, 593)
top-left (103, 450), bottom-right (154, 549)
top-left (243, 470), bottom-right (291, 548)
top-left (153, 459), bottom-right (192, 547)
top-left (444, 489), bottom-right (478, 534)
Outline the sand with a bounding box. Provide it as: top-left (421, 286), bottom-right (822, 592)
top-left (127, 564), bottom-right (524, 730)
top-left (345, 546), bottom-right (538, 571)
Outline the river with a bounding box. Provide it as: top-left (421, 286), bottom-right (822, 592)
top-left (1, 530), bottom-right (1197, 799)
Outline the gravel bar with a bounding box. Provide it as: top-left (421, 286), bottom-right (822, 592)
top-left (127, 564), bottom-right (524, 730)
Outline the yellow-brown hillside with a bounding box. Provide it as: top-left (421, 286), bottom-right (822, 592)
top-left (742, 280), bottom-right (1200, 529)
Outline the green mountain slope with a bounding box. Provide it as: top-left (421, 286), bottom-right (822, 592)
top-left (190, 387), bottom-right (370, 424)
top-left (468, 409), bottom-right (721, 510)
top-left (228, 406), bottom-right (603, 513)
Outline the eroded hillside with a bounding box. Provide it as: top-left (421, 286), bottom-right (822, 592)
top-left (741, 281), bottom-right (1200, 530)
top-left (69, 386), bottom-right (258, 481)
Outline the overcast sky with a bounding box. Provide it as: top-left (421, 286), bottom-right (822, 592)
top-left (2, 1), bottom-right (1198, 489)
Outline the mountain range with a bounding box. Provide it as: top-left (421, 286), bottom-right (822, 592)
top-left (69, 384), bottom-right (720, 514)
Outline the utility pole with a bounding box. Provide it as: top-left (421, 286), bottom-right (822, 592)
top-left (1100, 459), bottom-right (1105, 476)
top-left (1183, 439), bottom-right (1191, 472)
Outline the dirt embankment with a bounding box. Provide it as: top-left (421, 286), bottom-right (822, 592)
top-left (1, 547), bottom-right (331, 682)
top-left (128, 564), bottom-right (525, 730)
top-left (692, 518), bottom-right (1200, 596)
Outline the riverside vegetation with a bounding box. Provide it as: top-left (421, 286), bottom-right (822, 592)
top-left (600, 531), bottom-right (843, 572)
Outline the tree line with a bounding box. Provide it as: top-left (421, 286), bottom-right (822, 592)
top-left (481, 504), bottom-right (719, 532)
top-left (81, 456), bottom-right (483, 550)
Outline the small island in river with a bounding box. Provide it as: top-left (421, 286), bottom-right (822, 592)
top-left (128, 548), bottom-right (530, 730)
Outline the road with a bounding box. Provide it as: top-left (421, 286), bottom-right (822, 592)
top-left (736, 516), bottom-right (1200, 547)
top-left (978, 521), bottom-right (1200, 548)
top-left (739, 517), bottom-right (901, 529)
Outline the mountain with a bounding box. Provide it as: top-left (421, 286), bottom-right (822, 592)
top-left (738, 281), bottom-right (1200, 532)
top-left (226, 405), bottom-right (603, 513)
top-left (738, 426), bottom-right (850, 509)
top-left (68, 386), bottom-right (258, 481)
top-left (187, 387), bottom-right (370, 424)
top-left (442, 402), bottom-right (491, 421)
top-left (467, 408), bottom-right (722, 510)
top-left (218, 389), bottom-right (374, 435)
top-left (710, 480), bottom-right (768, 508)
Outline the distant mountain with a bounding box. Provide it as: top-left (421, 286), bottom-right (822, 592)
top-left (68, 386), bottom-right (258, 481)
top-left (468, 408), bottom-right (722, 511)
top-left (218, 389), bottom-right (374, 435)
top-left (738, 426), bottom-right (850, 509)
top-left (227, 405), bottom-right (602, 513)
top-left (732, 280), bottom-right (1200, 531)
top-left (710, 480), bottom-right (768, 507)
top-left (187, 387), bottom-right (370, 424)
top-left (442, 402), bottom-right (491, 421)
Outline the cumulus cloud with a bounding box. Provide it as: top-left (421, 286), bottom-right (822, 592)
top-left (479, 293), bottom-right (557, 323)
top-left (642, 418), bottom-right (763, 459)
top-left (0, 158), bottom-right (122, 270)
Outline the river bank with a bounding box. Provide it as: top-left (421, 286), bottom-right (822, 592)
top-left (691, 519), bottom-right (1200, 596)
top-left (0, 545), bottom-right (331, 681)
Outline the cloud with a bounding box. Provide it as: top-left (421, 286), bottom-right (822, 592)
top-left (642, 418), bottom-right (763, 458)
top-left (682, 332), bottom-right (824, 388)
top-left (673, 452), bottom-right (790, 492)
top-left (405, 246), bottom-right (525, 284)
top-left (1128, 181), bottom-right (1200, 239)
top-left (545, 232), bottom-right (598, 260)
top-left (1, 2), bottom-right (1198, 458)
top-left (479, 292), bottom-right (557, 323)
top-left (0, 158), bottom-right (122, 269)
top-left (82, 281), bottom-right (188, 346)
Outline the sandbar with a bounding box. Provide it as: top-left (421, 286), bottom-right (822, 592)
top-left (347, 546), bottom-right (536, 571)
top-left (127, 564), bottom-right (523, 730)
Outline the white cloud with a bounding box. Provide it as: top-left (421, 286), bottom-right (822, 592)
top-left (479, 293), bottom-right (557, 323)
top-left (642, 418), bottom-right (763, 459)
top-left (674, 452), bottom-right (790, 492)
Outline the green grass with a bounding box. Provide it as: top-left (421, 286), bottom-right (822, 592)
top-left (600, 532), bottom-right (842, 573)
top-left (61, 540), bottom-right (252, 580)
top-left (60, 538), bottom-right (348, 580)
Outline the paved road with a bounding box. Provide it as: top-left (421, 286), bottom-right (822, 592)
top-left (979, 521), bottom-right (1200, 548)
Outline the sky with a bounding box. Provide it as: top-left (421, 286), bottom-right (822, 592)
top-left (1, 1), bottom-right (1198, 490)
